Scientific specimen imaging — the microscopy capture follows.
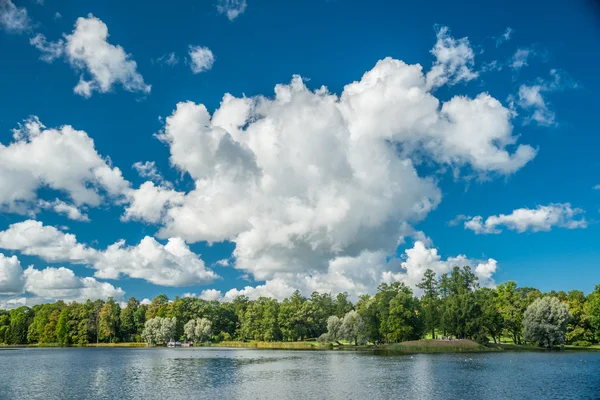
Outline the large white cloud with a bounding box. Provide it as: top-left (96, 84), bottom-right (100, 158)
top-left (140, 42), bottom-right (534, 284)
top-left (0, 117), bottom-right (129, 214)
top-left (0, 0), bottom-right (30, 33)
top-left (461, 203), bottom-right (587, 234)
top-left (0, 220), bottom-right (218, 287)
top-left (0, 252), bottom-right (124, 307)
top-left (30, 14), bottom-right (150, 97)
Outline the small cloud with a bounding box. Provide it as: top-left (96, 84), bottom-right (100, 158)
top-left (188, 45), bottom-right (215, 73)
top-left (215, 259), bottom-right (230, 267)
top-left (594, 184), bottom-right (600, 190)
top-left (425, 25), bottom-right (478, 90)
top-left (496, 27), bottom-right (513, 47)
top-left (217, 0), bottom-right (247, 21)
top-left (155, 52), bottom-right (179, 66)
top-left (516, 69), bottom-right (578, 126)
top-left (448, 214), bottom-right (469, 226)
top-left (54, 12), bottom-right (61, 19)
top-left (510, 48), bottom-right (532, 70)
top-left (0, 0), bottom-right (31, 33)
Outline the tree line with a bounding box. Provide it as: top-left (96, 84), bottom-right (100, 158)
top-left (1, 266), bottom-right (599, 349)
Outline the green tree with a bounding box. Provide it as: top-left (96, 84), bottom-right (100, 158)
top-left (523, 296), bottom-right (570, 348)
top-left (340, 310), bottom-right (366, 345)
top-left (120, 297), bottom-right (140, 342)
top-left (585, 285), bottom-right (600, 343)
top-left (6, 306), bottom-right (34, 344)
top-left (98, 298), bottom-right (120, 343)
top-left (56, 308), bottom-right (71, 346)
top-left (417, 269), bottom-right (439, 339)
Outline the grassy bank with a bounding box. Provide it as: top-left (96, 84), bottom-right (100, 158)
top-left (3, 340), bottom-right (599, 353)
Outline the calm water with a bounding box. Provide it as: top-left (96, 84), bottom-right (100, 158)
top-left (0, 348), bottom-right (599, 400)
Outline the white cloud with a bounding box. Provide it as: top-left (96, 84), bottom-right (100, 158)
top-left (132, 161), bottom-right (170, 187)
top-left (93, 236), bottom-right (218, 286)
top-left (38, 199), bottom-right (89, 221)
top-left (30, 34), bottom-right (64, 62)
top-left (516, 69), bottom-right (576, 126)
top-left (23, 266), bottom-right (124, 302)
top-left (0, 220), bottom-right (96, 263)
top-left (54, 12), bottom-right (61, 19)
top-left (144, 49), bottom-right (536, 285)
top-left (122, 181), bottom-right (184, 223)
top-left (0, 0), bottom-right (30, 33)
top-left (426, 26), bottom-right (478, 90)
top-left (188, 45), bottom-right (215, 73)
top-left (30, 14), bottom-right (150, 97)
top-left (382, 241), bottom-right (497, 294)
top-left (215, 258), bottom-right (230, 267)
top-left (217, 0), bottom-right (247, 21)
top-left (156, 52), bottom-right (179, 66)
top-left (462, 203), bottom-right (587, 234)
top-left (0, 220), bottom-right (218, 287)
top-left (594, 184), bottom-right (600, 190)
top-left (0, 253), bottom-right (24, 294)
top-left (510, 48), bottom-right (531, 70)
top-left (0, 116), bottom-right (129, 214)
top-left (140, 298), bottom-right (151, 305)
top-left (0, 253), bottom-right (124, 306)
top-left (496, 27), bottom-right (512, 47)
top-left (206, 241), bottom-right (498, 301)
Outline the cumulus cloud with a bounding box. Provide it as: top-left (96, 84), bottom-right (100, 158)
top-left (461, 203), bottom-right (587, 234)
top-left (0, 0), bottom-right (30, 33)
top-left (382, 241), bottom-right (498, 293)
top-left (144, 51), bottom-right (535, 286)
top-left (30, 14), bottom-right (150, 97)
top-left (0, 220), bottom-right (96, 263)
top-left (0, 253), bottom-right (24, 293)
top-left (122, 181), bottom-right (184, 223)
top-left (426, 26), bottom-right (478, 90)
top-left (0, 220), bottom-right (218, 287)
top-left (0, 116), bottom-right (129, 214)
top-left (23, 266), bottom-right (125, 302)
top-left (92, 236), bottom-right (218, 286)
top-left (188, 45), bottom-right (215, 73)
top-left (0, 253), bottom-right (124, 306)
top-left (217, 0), bottom-right (247, 21)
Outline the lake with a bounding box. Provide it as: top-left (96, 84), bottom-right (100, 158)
top-left (0, 348), bottom-right (598, 399)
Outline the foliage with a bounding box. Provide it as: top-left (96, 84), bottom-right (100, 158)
top-left (523, 297), bottom-right (570, 348)
top-left (1, 271), bottom-right (599, 348)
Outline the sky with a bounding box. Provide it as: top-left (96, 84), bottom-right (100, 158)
top-left (0, 0), bottom-right (599, 308)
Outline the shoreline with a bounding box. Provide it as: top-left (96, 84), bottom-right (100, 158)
top-left (2, 339), bottom-right (599, 353)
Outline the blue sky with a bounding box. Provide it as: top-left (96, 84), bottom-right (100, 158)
top-left (0, 0), bottom-right (599, 307)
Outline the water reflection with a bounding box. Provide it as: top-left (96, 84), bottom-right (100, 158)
top-left (0, 348), bottom-right (599, 400)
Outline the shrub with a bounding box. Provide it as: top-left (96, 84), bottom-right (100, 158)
top-left (572, 340), bottom-right (592, 347)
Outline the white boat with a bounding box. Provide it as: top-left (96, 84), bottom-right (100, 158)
top-left (167, 340), bottom-right (181, 348)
